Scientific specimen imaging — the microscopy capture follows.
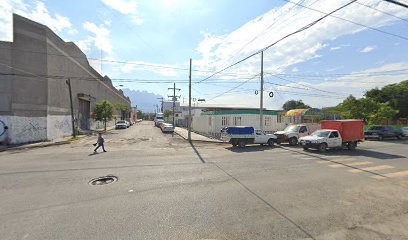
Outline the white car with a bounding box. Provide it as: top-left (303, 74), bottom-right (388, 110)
top-left (115, 120), bottom-right (127, 129)
top-left (161, 123), bottom-right (174, 133)
top-left (402, 127), bottom-right (408, 137)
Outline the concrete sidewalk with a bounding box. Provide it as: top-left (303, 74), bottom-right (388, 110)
top-left (174, 127), bottom-right (223, 143)
top-left (0, 126), bottom-right (116, 152)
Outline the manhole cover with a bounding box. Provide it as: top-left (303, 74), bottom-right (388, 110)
top-left (89, 175), bottom-right (118, 186)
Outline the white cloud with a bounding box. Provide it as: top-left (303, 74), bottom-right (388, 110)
top-left (104, 20), bottom-right (112, 26)
top-left (80, 21), bottom-right (113, 54)
top-left (101, 0), bottom-right (137, 14)
top-left (192, 0), bottom-right (408, 108)
top-left (194, 0), bottom-right (408, 77)
top-left (131, 16), bottom-right (144, 25)
top-left (101, 0), bottom-right (143, 25)
top-left (121, 61), bottom-right (178, 76)
top-left (360, 45), bottom-right (376, 53)
top-left (292, 67), bottom-right (299, 72)
top-left (0, 1), bottom-right (76, 41)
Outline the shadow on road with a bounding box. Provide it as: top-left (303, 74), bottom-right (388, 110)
top-left (226, 145), bottom-right (273, 153)
top-left (306, 148), bottom-right (406, 160)
top-left (189, 142), bottom-right (206, 163)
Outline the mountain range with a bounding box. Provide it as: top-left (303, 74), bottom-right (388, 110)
top-left (121, 88), bottom-right (163, 113)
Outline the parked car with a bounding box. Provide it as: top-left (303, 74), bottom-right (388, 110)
top-left (274, 124), bottom-right (319, 146)
top-left (125, 120), bottom-right (130, 128)
top-left (161, 123), bottom-right (174, 133)
top-left (364, 125), bottom-right (403, 140)
top-left (115, 120), bottom-right (127, 129)
top-left (402, 127), bottom-right (408, 137)
top-left (299, 120), bottom-right (365, 152)
top-left (221, 126), bottom-right (277, 148)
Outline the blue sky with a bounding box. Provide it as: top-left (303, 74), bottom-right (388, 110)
top-left (1, 0), bottom-right (408, 112)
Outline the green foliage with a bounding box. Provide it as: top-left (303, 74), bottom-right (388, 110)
top-left (364, 80), bottom-right (408, 118)
top-left (164, 110), bottom-right (172, 118)
top-left (282, 100), bottom-right (311, 111)
top-left (114, 102), bottom-right (131, 120)
top-left (94, 100), bottom-right (113, 131)
top-left (368, 102), bottom-right (399, 124)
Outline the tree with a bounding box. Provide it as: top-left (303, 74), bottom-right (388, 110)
top-left (164, 110), bottom-right (172, 118)
top-left (337, 95), bottom-right (378, 121)
top-left (369, 102), bottom-right (399, 124)
top-left (114, 102), bottom-right (131, 120)
top-left (365, 80), bottom-right (408, 118)
top-left (94, 100), bottom-right (113, 131)
top-left (282, 100), bottom-right (311, 111)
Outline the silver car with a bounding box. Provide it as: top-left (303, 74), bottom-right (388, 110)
top-left (402, 127), bottom-right (408, 137)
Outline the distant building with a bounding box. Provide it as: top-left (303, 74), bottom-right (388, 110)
top-left (285, 108), bottom-right (323, 124)
top-left (177, 105), bottom-right (290, 138)
top-left (0, 14), bottom-right (131, 144)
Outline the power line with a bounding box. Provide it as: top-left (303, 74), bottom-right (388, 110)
top-left (198, 0), bottom-right (358, 83)
top-left (212, 0), bottom-right (321, 72)
top-left (265, 74), bottom-right (349, 96)
top-left (356, 1), bottom-right (408, 24)
top-left (206, 74), bottom-right (260, 101)
top-left (383, 0), bottom-right (408, 9)
top-left (282, 0), bottom-right (408, 41)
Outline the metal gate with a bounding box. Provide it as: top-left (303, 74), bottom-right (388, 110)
top-left (78, 99), bottom-right (90, 130)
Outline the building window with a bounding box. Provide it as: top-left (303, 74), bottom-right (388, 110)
top-left (277, 115), bottom-right (282, 123)
top-left (264, 117), bottom-right (271, 126)
top-left (222, 116), bottom-right (230, 126)
top-left (233, 116), bottom-right (241, 126)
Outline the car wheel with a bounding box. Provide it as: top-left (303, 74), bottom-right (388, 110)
top-left (302, 147), bottom-right (309, 151)
top-left (347, 141), bottom-right (357, 150)
top-left (397, 135), bottom-right (402, 140)
top-left (238, 140), bottom-right (246, 148)
top-left (318, 143), bottom-right (327, 152)
top-left (267, 139), bottom-right (274, 147)
top-left (378, 135), bottom-right (383, 141)
top-left (289, 137), bottom-right (298, 146)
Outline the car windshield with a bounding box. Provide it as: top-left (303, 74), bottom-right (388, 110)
top-left (368, 126), bottom-right (383, 130)
top-left (284, 125), bottom-right (300, 132)
top-left (117, 120), bottom-right (126, 124)
top-left (311, 130), bottom-right (330, 138)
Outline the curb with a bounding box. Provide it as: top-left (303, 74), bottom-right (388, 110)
top-left (0, 140), bottom-right (71, 152)
top-left (173, 130), bottom-right (225, 144)
top-left (0, 135), bottom-right (91, 152)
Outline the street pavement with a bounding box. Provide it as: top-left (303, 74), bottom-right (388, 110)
top-left (1, 121), bottom-right (408, 240)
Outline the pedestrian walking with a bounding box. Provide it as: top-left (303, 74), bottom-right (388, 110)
top-left (93, 132), bottom-right (107, 153)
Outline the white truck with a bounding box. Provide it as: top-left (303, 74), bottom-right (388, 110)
top-left (274, 124), bottom-right (319, 146)
top-left (221, 126), bottom-right (277, 148)
top-left (154, 113), bottom-right (164, 127)
top-left (299, 120), bottom-right (365, 152)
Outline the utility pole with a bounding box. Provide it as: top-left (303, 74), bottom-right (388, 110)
top-left (66, 78), bottom-right (76, 138)
top-left (260, 51), bottom-right (264, 131)
top-left (188, 58), bottom-right (192, 142)
top-left (157, 97), bottom-right (164, 112)
top-left (168, 83), bottom-right (181, 127)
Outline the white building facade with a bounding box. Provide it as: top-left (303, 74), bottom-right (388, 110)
top-left (191, 109), bottom-right (290, 139)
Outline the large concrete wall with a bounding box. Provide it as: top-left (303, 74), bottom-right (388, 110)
top-left (0, 14), bottom-right (131, 144)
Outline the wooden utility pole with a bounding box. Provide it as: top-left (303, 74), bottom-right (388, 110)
top-left (188, 58), bottom-right (192, 142)
top-left (168, 83), bottom-right (180, 127)
top-left (260, 51), bottom-right (264, 131)
top-left (66, 78), bottom-right (76, 137)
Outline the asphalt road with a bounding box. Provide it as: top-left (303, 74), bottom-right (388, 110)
top-left (1, 121), bottom-right (408, 240)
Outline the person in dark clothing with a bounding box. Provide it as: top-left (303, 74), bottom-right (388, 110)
top-left (93, 132), bottom-right (106, 153)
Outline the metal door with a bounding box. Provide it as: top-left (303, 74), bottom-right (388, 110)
top-left (78, 99), bottom-right (90, 130)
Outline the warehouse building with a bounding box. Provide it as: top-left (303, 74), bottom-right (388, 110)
top-left (0, 14), bottom-right (131, 144)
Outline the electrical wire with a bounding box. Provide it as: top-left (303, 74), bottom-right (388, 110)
top-left (356, 1), bottom-right (408, 24)
top-left (198, 0), bottom-right (358, 83)
top-left (281, 0), bottom-right (408, 41)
